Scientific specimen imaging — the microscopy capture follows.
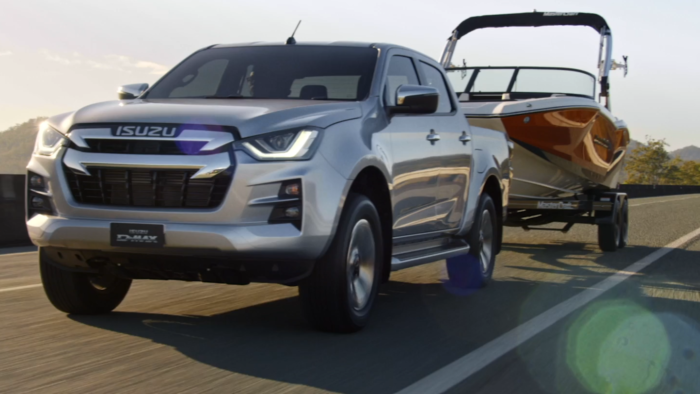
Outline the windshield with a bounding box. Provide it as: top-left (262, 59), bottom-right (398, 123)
top-left (145, 46), bottom-right (378, 101)
top-left (446, 67), bottom-right (596, 100)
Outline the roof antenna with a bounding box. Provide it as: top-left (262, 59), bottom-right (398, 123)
top-left (286, 20), bottom-right (302, 45)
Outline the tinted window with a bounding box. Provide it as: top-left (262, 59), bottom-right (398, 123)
top-left (170, 59), bottom-right (229, 98)
top-left (385, 56), bottom-right (420, 106)
top-left (146, 46), bottom-right (378, 101)
top-left (420, 62), bottom-right (453, 113)
top-left (289, 76), bottom-right (362, 100)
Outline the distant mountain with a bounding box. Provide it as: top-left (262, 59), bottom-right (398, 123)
top-left (671, 145), bottom-right (700, 162)
top-left (0, 118), bottom-right (47, 174)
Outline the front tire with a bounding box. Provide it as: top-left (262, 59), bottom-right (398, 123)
top-left (299, 194), bottom-right (383, 333)
top-left (40, 249), bottom-right (132, 314)
top-left (447, 193), bottom-right (498, 289)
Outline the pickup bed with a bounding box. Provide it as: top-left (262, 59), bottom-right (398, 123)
top-left (27, 42), bottom-right (511, 332)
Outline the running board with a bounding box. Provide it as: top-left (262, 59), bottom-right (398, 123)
top-left (391, 241), bottom-right (470, 271)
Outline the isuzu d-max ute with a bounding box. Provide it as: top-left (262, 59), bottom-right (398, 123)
top-left (27, 42), bottom-right (511, 332)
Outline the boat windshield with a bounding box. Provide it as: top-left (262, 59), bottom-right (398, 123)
top-left (445, 67), bottom-right (596, 101)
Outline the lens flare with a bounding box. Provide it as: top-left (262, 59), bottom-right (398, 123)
top-left (566, 300), bottom-right (670, 394)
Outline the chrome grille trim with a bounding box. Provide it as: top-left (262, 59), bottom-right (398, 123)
top-left (63, 149), bottom-right (232, 179)
top-left (68, 128), bottom-right (235, 152)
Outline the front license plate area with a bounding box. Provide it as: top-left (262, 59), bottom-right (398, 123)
top-left (110, 223), bottom-right (165, 247)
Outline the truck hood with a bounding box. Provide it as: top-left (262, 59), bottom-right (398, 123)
top-left (50, 99), bottom-right (363, 138)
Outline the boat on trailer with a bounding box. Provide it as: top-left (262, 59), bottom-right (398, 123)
top-left (439, 12), bottom-right (631, 251)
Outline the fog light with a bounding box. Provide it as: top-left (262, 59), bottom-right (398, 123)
top-left (31, 196), bottom-right (46, 208)
top-left (285, 183), bottom-right (301, 196)
top-left (284, 206), bottom-right (300, 219)
top-left (30, 175), bottom-right (45, 189)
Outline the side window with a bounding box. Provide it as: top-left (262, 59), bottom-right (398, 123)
top-left (385, 56), bottom-right (420, 106)
top-left (170, 59), bottom-right (229, 98)
top-left (419, 62), bottom-right (453, 113)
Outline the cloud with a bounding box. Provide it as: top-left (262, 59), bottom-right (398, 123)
top-left (0, 51), bottom-right (12, 57)
top-left (41, 50), bottom-right (169, 75)
top-left (134, 61), bottom-right (169, 75)
top-left (41, 50), bottom-right (81, 65)
top-left (105, 55), bottom-right (169, 75)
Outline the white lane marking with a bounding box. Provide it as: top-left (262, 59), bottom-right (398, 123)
top-left (631, 195), bottom-right (700, 207)
top-left (395, 226), bottom-right (700, 394)
top-left (0, 284), bottom-right (42, 293)
top-left (0, 251), bottom-right (37, 257)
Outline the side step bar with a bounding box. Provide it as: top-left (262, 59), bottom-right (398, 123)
top-left (391, 241), bottom-right (470, 271)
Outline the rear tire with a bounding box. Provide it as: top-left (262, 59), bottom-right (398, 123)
top-left (618, 198), bottom-right (629, 249)
top-left (299, 194), bottom-right (383, 333)
top-left (598, 201), bottom-right (621, 252)
top-left (40, 249), bottom-right (132, 314)
top-left (447, 193), bottom-right (498, 289)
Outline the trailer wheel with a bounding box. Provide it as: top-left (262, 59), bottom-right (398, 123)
top-left (598, 204), bottom-right (621, 252)
top-left (618, 198), bottom-right (629, 249)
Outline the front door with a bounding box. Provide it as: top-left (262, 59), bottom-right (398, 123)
top-left (384, 55), bottom-right (443, 237)
top-left (417, 60), bottom-right (473, 231)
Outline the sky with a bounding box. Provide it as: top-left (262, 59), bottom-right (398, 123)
top-left (1, 0), bottom-right (698, 149)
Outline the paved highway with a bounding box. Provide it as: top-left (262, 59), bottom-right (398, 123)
top-left (2, 195), bottom-right (700, 394)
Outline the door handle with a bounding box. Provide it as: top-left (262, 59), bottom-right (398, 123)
top-left (459, 131), bottom-right (472, 145)
top-left (427, 130), bottom-right (440, 144)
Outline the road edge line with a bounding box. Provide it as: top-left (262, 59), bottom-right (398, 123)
top-left (0, 284), bottom-right (43, 293)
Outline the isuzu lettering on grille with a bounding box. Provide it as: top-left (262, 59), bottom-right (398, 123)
top-left (114, 125), bottom-right (177, 137)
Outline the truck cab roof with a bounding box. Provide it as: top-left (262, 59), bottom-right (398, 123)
top-left (209, 41), bottom-right (432, 60)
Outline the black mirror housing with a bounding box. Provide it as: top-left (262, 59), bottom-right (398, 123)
top-left (389, 85), bottom-right (439, 115)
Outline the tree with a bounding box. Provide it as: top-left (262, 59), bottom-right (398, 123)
top-left (624, 138), bottom-right (680, 185)
top-left (0, 117), bottom-right (47, 174)
top-left (677, 160), bottom-right (700, 185)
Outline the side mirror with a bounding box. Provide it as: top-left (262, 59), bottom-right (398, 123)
top-left (389, 85), bottom-right (439, 114)
top-left (118, 83), bottom-right (149, 100)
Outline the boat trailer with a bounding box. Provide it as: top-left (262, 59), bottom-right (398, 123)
top-left (505, 191), bottom-right (629, 252)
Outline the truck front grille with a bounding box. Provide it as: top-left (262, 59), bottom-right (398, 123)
top-left (64, 168), bottom-right (231, 208)
top-left (82, 139), bottom-right (217, 155)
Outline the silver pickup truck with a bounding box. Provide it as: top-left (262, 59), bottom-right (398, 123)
top-left (27, 42), bottom-right (511, 332)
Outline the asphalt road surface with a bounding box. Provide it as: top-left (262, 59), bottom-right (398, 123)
top-left (2, 194), bottom-right (700, 394)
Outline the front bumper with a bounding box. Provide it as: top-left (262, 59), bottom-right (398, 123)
top-left (27, 144), bottom-right (351, 282)
top-left (28, 214), bottom-right (328, 259)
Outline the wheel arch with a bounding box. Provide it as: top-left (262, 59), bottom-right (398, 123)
top-left (347, 165), bottom-right (393, 283)
top-left (480, 174), bottom-right (505, 254)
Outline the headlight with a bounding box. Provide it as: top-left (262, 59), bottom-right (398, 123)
top-left (238, 128), bottom-right (320, 161)
top-left (34, 122), bottom-right (67, 156)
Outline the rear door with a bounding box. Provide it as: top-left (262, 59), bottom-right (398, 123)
top-left (417, 60), bottom-right (473, 231)
top-left (384, 54), bottom-right (443, 237)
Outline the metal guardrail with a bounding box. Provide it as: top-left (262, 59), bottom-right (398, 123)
top-left (0, 175), bottom-right (30, 247)
top-left (617, 184), bottom-right (700, 198)
top-left (1, 174), bottom-right (700, 247)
